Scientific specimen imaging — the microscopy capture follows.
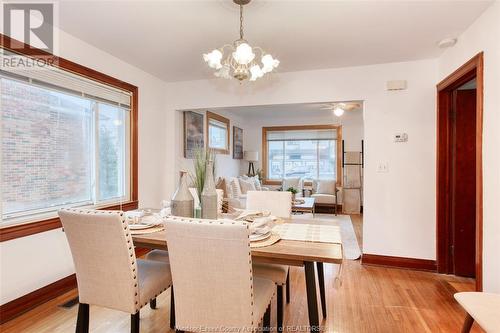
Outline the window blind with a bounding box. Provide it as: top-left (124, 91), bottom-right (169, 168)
top-left (267, 129), bottom-right (336, 141)
top-left (208, 117), bottom-right (227, 130)
top-left (0, 49), bottom-right (131, 108)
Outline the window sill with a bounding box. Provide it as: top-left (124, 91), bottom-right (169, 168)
top-left (0, 200), bottom-right (138, 242)
top-left (262, 179), bottom-right (282, 186)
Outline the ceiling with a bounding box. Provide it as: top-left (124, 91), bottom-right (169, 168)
top-left (209, 101), bottom-right (363, 120)
top-left (57, 0), bottom-right (493, 82)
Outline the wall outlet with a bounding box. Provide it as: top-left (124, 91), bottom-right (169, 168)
top-left (394, 133), bottom-right (408, 143)
top-left (377, 162), bottom-right (389, 173)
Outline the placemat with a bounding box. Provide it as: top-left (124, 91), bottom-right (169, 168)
top-left (272, 223), bottom-right (342, 244)
top-left (250, 232), bottom-right (281, 248)
top-left (130, 225), bottom-right (164, 235)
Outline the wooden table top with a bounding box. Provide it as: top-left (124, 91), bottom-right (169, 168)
top-left (132, 219), bottom-right (343, 266)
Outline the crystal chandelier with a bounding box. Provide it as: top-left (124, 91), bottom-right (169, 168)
top-left (203, 0), bottom-right (279, 82)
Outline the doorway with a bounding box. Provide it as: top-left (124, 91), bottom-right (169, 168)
top-left (436, 53), bottom-right (483, 291)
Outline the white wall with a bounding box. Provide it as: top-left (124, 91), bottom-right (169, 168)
top-left (0, 29), bottom-right (169, 304)
top-left (4, 2), bottom-right (497, 303)
top-left (438, 2), bottom-right (500, 292)
top-left (175, 109), bottom-right (246, 181)
top-left (240, 110), bottom-right (364, 175)
top-left (165, 59), bottom-right (438, 262)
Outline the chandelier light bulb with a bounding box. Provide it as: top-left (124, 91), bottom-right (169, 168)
top-left (261, 54), bottom-right (280, 73)
top-left (334, 107), bottom-right (345, 117)
top-left (203, 49), bottom-right (223, 69)
top-left (232, 43), bottom-right (255, 65)
top-left (249, 65), bottom-right (264, 81)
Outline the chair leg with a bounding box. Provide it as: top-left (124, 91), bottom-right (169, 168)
top-left (461, 313), bottom-right (474, 333)
top-left (150, 297), bottom-right (157, 309)
top-left (263, 304), bottom-right (271, 332)
top-left (170, 287), bottom-right (176, 329)
top-left (76, 303), bottom-right (89, 333)
top-left (277, 285), bottom-right (284, 331)
top-left (131, 311), bottom-right (140, 333)
top-left (317, 262), bottom-right (327, 318)
top-left (286, 271), bottom-right (291, 304)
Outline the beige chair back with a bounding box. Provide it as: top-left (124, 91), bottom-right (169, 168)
top-left (246, 191), bottom-right (292, 219)
top-left (59, 209), bottom-right (139, 314)
top-left (164, 217), bottom-right (255, 330)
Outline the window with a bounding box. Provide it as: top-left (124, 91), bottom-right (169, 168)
top-left (263, 126), bottom-right (341, 183)
top-left (1, 52), bottom-right (133, 225)
top-left (206, 111), bottom-right (230, 154)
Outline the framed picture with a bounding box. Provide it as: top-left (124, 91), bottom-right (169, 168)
top-left (233, 126), bottom-right (243, 159)
top-left (184, 111), bottom-right (204, 158)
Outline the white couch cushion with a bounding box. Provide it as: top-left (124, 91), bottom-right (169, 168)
top-left (316, 180), bottom-right (336, 195)
top-left (239, 178), bottom-right (257, 194)
top-left (311, 193), bottom-right (336, 204)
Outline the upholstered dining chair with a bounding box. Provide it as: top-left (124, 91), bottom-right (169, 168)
top-left (164, 216), bottom-right (275, 332)
top-left (246, 190), bottom-right (292, 331)
top-left (59, 208), bottom-right (173, 333)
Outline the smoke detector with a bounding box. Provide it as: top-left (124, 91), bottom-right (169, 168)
top-left (438, 38), bottom-right (457, 49)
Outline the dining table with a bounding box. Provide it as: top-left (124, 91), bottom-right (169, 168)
top-left (132, 217), bottom-right (343, 331)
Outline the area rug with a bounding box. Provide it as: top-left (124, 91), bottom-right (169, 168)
top-left (291, 213), bottom-right (361, 260)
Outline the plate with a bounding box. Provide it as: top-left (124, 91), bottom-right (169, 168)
top-left (129, 223), bottom-right (156, 230)
top-left (250, 231), bottom-right (271, 242)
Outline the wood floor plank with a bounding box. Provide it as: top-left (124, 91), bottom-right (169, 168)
top-left (0, 214), bottom-right (484, 333)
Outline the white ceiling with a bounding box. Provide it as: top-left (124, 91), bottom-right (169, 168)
top-left (57, 0), bottom-right (493, 82)
top-left (207, 101), bottom-right (363, 120)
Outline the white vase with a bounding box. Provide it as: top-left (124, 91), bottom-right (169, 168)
top-left (201, 161), bottom-right (218, 219)
top-left (171, 172), bottom-right (194, 217)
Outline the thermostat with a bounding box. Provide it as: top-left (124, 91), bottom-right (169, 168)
top-left (394, 133), bottom-right (408, 143)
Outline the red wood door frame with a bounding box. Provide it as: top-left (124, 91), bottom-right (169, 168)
top-left (436, 53), bottom-right (483, 291)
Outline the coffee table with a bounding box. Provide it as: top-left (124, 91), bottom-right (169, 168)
top-left (292, 197), bottom-right (316, 217)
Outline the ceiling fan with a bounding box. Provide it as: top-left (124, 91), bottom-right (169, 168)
top-left (320, 102), bottom-right (362, 116)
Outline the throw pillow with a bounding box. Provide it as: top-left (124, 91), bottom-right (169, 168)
top-left (316, 180), bottom-right (336, 195)
top-left (252, 175), bottom-right (262, 191)
top-left (239, 178), bottom-right (257, 194)
top-left (229, 177), bottom-right (242, 198)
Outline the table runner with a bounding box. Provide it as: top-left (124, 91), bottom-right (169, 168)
top-left (273, 223), bottom-right (344, 287)
top-left (273, 223), bottom-right (342, 244)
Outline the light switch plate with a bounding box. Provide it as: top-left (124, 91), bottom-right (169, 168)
top-left (377, 162), bottom-right (389, 173)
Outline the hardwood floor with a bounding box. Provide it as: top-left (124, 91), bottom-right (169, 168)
top-left (0, 215), bottom-right (483, 332)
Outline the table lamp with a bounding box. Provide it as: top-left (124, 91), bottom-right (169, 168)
top-left (243, 151), bottom-right (259, 176)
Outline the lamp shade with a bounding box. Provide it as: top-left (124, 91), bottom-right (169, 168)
top-left (243, 151), bottom-right (259, 162)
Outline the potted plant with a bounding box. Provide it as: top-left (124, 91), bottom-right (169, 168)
top-left (190, 148), bottom-right (216, 217)
top-left (286, 187), bottom-right (298, 202)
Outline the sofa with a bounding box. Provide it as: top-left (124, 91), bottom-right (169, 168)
top-left (225, 176), bottom-right (269, 209)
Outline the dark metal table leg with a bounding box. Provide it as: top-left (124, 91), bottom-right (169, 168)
top-left (76, 303), bottom-right (89, 333)
top-left (316, 262), bottom-right (327, 318)
top-left (286, 271), bottom-right (290, 304)
top-left (277, 285), bottom-right (284, 331)
top-left (304, 261), bottom-right (320, 332)
top-left (170, 287), bottom-right (176, 329)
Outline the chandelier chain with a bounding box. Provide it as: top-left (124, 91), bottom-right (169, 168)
top-left (239, 4), bottom-right (244, 39)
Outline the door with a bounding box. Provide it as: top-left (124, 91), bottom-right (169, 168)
top-left (450, 88), bottom-right (476, 277)
top-left (437, 53), bottom-right (483, 290)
